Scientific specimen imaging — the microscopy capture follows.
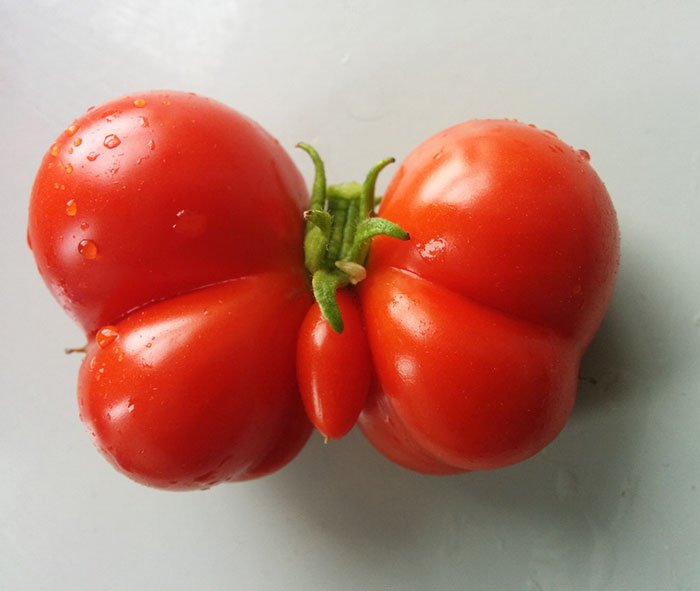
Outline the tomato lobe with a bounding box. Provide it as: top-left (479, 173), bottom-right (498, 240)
top-left (358, 120), bottom-right (619, 472)
top-left (297, 291), bottom-right (371, 439)
top-left (29, 91), bottom-right (313, 488)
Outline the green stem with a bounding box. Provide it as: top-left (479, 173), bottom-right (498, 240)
top-left (298, 145), bottom-right (410, 332)
top-left (340, 195), bottom-right (360, 260)
top-left (325, 190), bottom-right (349, 265)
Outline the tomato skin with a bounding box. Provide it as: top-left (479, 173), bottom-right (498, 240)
top-left (360, 384), bottom-right (463, 475)
top-left (297, 291), bottom-right (371, 439)
top-left (360, 267), bottom-right (577, 470)
top-left (28, 91), bottom-right (307, 334)
top-left (78, 272), bottom-right (312, 489)
top-left (359, 120), bottom-right (619, 472)
top-left (29, 91), bottom-right (313, 488)
top-left (369, 120), bottom-right (619, 345)
top-left (30, 100), bottom-right (620, 483)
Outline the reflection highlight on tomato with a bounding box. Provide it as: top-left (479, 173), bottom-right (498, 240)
top-left (29, 91), bottom-right (312, 489)
top-left (28, 91), bottom-right (618, 488)
top-left (356, 120), bottom-right (619, 472)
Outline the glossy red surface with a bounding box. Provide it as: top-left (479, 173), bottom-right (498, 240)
top-left (359, 120), bottom-right (619, 472)
top-left (79, 273), bottom-right (312, 489)
top-left (28, 91), bottom-right (307, 334)
top-left (297, 291), bottom-right (372, 439)
top-left (28, 92), bottom-right (313, 488)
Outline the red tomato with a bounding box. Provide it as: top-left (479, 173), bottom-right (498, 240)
top-left (30, 95), bottom-right (619, 486)
top-left (357, 120), bottom-right (619, 472)
top-left (28, 92), bottom-right (312, 488)
top-left (297, 290), bottom-right (371, 439)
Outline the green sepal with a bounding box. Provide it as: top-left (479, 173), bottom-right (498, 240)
top-left (296, 143), bottom-right (326, 217)
top-left (311, 269), bottom-right (346, 333)
top-left (346, 217), bottom-right (410, 263)
top-left (304, 229), bottom-right (326, 274)
top-left (360, 157), bottom-right (395, 218)
top-left (304, 209), bottom-right (332, 237)
top-left (297, 145), bottom-right (410, 333)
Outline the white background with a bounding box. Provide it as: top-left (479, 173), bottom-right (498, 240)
top-left (2, 1), bottom-right (699, 589)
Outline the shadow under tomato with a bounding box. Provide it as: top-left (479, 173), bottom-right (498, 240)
top-left (249, 238), bottom-right (669, 586)
top-left (576, 240), bottom-right (674, 414)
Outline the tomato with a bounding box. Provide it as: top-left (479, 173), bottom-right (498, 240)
top-left (30, 94), bottom-right (619, 486)
top-left (28, 91), bottom-right (312, 488)
top-left (297, 291), bottom-right (371, 439)
top-left (357, 120), bottom-right (620, 472)
top-left (29, 91), bottom-right (307, 334)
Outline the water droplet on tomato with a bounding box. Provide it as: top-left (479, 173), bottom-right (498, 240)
top-left (65, 123), bottom-right (79, 137)
top-left (50, 144), bottom-right (60, 157)
top-left (145, 342), bottom-right (152, 348)
top-left (64, 163), bottom-right (73, 174)
top-left (172, 209), bottom-right (207, 238)
top-left (577, 149), bottom-right (591, 161)
top-left (65, 199), bottom-right (77, 216)
top-left (101, 109), bottom-right (118, 121)
top-left (103, 134), bottom-right (121, 149)
top-left (96, 326), bottom-right (119, 349)
top-left (73, 137), bottom-right (82, 147)
top-left (87, 152), bottom-right (99, 161)
top-left (544, 129), bottom-right (558, 138)
top-left (432, 148), bottom-right (444, 160)
top-left (78, 239), bottom-right (98, 259)
top-left (148, 139), bottom-right (156, 151)
top-left (133, 98), bottom-right (146, 108)
top-left (89, 356), bottom-right (96, 370)
top-left (67, 147), bottom-right (74, 154)
top-left (80, 222), bottom-right (89, 231)
top-left (138, 116), bottom-right (149, 127)
top-left (127, 401), bottom-right (135, 412)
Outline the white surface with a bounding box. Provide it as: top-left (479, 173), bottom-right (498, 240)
top-left (2, 1), bottom-right (699, 589)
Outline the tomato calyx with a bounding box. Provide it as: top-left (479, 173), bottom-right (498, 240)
top-left (297, 143), bottom-right (409, 332)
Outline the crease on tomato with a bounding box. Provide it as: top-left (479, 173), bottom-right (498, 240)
top-left (359, 266), bottom-right (579, 471)
top-left (78, 271), bottom-right (313, 489)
